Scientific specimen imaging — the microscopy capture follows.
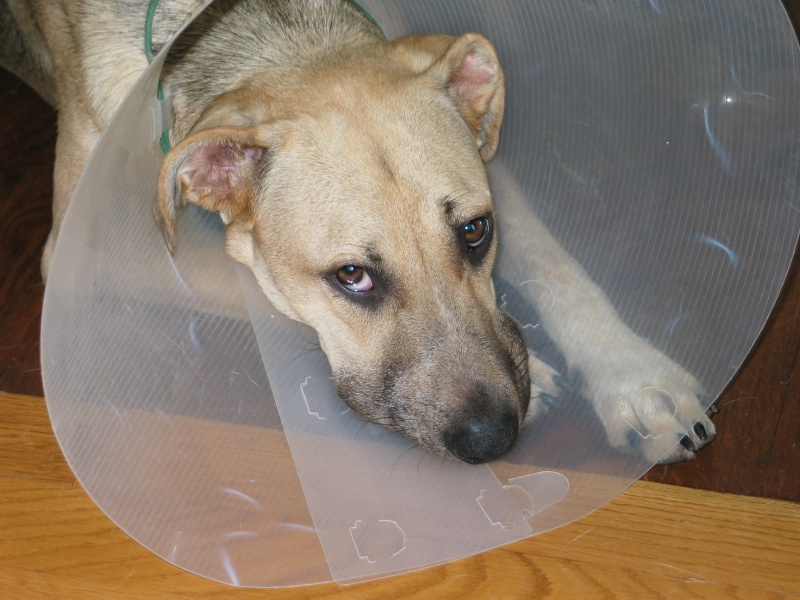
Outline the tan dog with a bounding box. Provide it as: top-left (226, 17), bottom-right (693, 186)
top-left (1, 0), bottom-right (716, 464)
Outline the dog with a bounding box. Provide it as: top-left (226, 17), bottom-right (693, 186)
top-left (0, 0), bottom-right (716, 465)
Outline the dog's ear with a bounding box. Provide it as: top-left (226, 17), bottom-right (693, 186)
top-left (154, 126), bottom-right (268, 254)
top-left (392, 33), bottom-right (505, 162)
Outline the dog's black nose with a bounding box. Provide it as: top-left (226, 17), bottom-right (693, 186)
top-left (445, 410), bottom-right (519, 464)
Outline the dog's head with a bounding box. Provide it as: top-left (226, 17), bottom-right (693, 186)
top-left (155, 34), bottom-right (529, 463)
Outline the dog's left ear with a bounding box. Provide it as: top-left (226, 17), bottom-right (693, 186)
top-left (393, 33), bottom-right (505, 162)
top-left (154, 126), bottom-right (269, 254)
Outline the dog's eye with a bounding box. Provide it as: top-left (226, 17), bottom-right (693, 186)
top-left (336, 265), bottom-right (374, 292)
top-left (463, 217), bottom-right (490, 248)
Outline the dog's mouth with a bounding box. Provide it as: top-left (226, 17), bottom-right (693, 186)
top-left (332, 311), bottom-right (531, 464)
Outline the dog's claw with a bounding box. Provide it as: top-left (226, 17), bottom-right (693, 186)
top-left (538, 393), bottom-right (560, 409)
top-left (679, 434), bottom-right (695, 452)
top-left (628, 429), bottom-right (642, 449)
top-left (707, 403), bottom-right (719, 416)
top-left (693, 422), bottom-right (708, 442)
top-left (554, 369), bottom-right (583, 393)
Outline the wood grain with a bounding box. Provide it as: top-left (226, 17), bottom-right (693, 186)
top-left (1, 392), bottom-right (798, 599)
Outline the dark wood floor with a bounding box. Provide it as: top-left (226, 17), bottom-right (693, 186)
top-left (2, 4), bottom-right (799, 503)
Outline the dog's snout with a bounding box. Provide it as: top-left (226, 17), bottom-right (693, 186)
top-left (445, 407), bottom-right (519, 464)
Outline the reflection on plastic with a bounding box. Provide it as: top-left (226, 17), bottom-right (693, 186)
top-left (696, 234), bottom-right (740, 269)
top-left (477, 472), bottom-right (570, 531)
top-left (300, 378), bottom-right (328, 420)
top-left (350, 520), bottom-right (408, 564)
top-left (40, 0), bottom-right (800, 589)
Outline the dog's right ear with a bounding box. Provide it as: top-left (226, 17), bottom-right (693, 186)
top-left (154, 126), bottom-right (269, 254)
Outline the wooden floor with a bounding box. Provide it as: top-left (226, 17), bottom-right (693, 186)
top-left (2, 2), bottom-right (800, 597)
top-left (1, 390), bottom-right (798, 598)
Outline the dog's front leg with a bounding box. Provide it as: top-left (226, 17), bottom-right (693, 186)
top-left (491, 164), bottom-right (715, 464)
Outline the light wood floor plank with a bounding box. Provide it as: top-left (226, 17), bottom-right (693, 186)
top-left (1, 392), bottom-right (798, 599)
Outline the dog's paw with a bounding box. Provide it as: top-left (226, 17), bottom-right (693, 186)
top-left (524, 353), bottom-right (564, 424)
top-left (574, 339), bottom-right (717, 464)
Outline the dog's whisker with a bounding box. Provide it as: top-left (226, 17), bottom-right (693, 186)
top-left (286, 345), bottom-right (324, 365)
top-left (416, 452), bottom-right (427, 475)
top-left (391, 443), bottom-right (422, 476)
top-left (353, 419), bottom-right (370, 440)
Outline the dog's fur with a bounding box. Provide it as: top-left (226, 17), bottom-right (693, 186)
top-left (1, 0), bottom-right (716, 464)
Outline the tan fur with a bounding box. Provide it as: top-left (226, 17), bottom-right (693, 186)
top-left (3, 0), bottom-right (716, 464)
